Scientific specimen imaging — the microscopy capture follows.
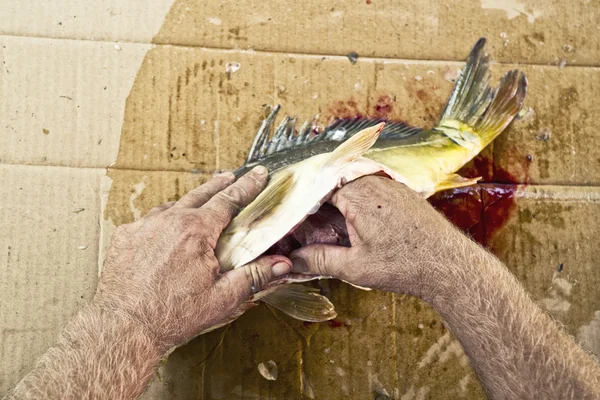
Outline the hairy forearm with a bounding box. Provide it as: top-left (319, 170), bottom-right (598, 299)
top-left (425, 235), bottom-right (600, 399)
top-left (4, 305), bottom-right (163, 400)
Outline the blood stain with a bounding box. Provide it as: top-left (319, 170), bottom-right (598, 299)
top-left (373, 95), bottom-right (394, 119)
top-left (429, 157), bottom-right (528, 253)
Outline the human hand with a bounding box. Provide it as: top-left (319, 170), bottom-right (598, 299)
top-left (93, 166), bottom-right (292, 352)
top-left (289, 175), bottom-right (473, 301)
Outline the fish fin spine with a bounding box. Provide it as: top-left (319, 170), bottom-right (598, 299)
top-left (242, 110), bottom-right (423, 168)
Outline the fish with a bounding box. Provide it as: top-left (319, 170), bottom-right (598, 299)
top-left (204, 38), bottom-right (527, 334)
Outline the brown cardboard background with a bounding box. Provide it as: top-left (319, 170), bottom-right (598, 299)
top-left (1, 0), bottom-right (600, 398)
top-left (2, 1), bottom-right (597, 66)
top-left (0, 165), bottom-right (102, 391)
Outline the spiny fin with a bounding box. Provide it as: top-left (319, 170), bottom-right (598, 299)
top-left (322, 122), bottom-right (384, 169)
top-left (261, 285), bottom-right (337, 322)
top-left (227, 170), bottom-right (294, 232)
top-left (244, 109), bottom-right (423, 165)
top-left (435, 173), bottom-right (481, 192)
top-left (246, 105), bottom-right (281, 163)
top-left (438, 37), bottom-right (527, 147)
top-left (319, 117), bottom-right (422, 142)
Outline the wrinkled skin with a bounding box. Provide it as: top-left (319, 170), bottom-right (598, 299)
top-left (8, 174), bottom-right (600, 400)
top-left (290, 175), bottom-right (462, 301)
top-left (94, 167), bottom-right (292, 351)
top-left (288, 176), bottom-right (600, 399)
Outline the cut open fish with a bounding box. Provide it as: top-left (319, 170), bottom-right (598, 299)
top-left (200, 37), bottom-right (528, 334)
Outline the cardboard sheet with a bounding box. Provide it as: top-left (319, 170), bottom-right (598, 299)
top-left (1, 0), bottom-right (599, 398)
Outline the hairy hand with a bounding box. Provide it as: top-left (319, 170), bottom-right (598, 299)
top-left (290, 175), bottom-right (468, 300)
top-left (94, 167), bottom-right (291, 352)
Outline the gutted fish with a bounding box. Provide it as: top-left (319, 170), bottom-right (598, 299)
top-left (206, 38), bottom-right (527, 333)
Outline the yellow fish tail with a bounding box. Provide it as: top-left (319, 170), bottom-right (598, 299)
top-left (437, 38), bottom-right (528, 148)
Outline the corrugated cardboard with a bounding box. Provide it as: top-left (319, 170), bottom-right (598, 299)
top-left (1, 0), bottom-right (599, 398)
top-left (0, 165), bottom-right (102, 391)
top-left (2, 0), bottom-right (597, 65)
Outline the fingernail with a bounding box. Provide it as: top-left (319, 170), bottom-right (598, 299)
top-left (291, 258), bottom-right (308, 273)
top-left (272, 261), bottom-right (291, 277)
top-left (251, 165), bottom-right (268, 176)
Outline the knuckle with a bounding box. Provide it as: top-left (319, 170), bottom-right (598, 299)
top-left (246, 263), bottom-right (270, 290)
top-left (313, 248), bottom-right (329, 275)
top-left (222, 184), bottom-right (249, 206)
top-left (188, 188), bottom-right (211, 203)
top-left (177, 213), bottom-right (203, 235)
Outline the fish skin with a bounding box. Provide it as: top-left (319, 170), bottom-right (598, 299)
top-left (215, 122), bottom-right (394, 271)
top-left (204, 37), bottom-right (528, 332)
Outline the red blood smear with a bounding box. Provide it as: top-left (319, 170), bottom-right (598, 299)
top-left (427, 186), bottom-right (485, 244)
top-left (327, 319), bottom-right (349, 328)
top-left (327, 95), bottom-right (395, 121)
top-left (373, 95), bottom-right (394, 119)
top-left (428, 157), bottom-right (526, 251)
top-left (456, 153), bottom-right (494, 182)
top-left (328, 99), bottom-right (363, 119)
top-left (303, 319), bottom-right (348, 328)
top-left (481, 184), bottom-right (518, 253)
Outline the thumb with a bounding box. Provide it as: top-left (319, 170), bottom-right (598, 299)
top-left (219, 255), bottom-right (292, 301)
top-left (290, 244), bottom-right (352, 279)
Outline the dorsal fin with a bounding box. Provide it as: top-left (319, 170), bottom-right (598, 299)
top-left (245, 106), bottom-right (424, 164)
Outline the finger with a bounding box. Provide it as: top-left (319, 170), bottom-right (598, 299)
top-left (201, 165), bottom-right (268, 232)
top-left (146, 200), bottom-right (176, 216)
top-left (326, 184), bottom-right (358, 224)
top-left (216, 255), bottom-right (292, 301)
top-left (289, 244), bottom-right (354, 279)
top-left (326, 175), bottom-right (389, 224)
top-left (172, 172), bottom-right (235, 209)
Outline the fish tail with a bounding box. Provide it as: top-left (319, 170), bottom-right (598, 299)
top-left (438, 38), bottom-right (528, 147)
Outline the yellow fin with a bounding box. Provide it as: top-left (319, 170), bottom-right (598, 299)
top-left (227, 169), bottom-right (294, 232)
top-left (438, 38), bottom-right (527, 148)
top-left (435, 173), bottom-right (480, 192)
top-left (261, 284), bottom-right (337, 322)
top-left (323, 122), bottom-right (384, 169)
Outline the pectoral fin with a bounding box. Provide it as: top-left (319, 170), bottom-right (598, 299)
top-left (261, 284), bottom-right (337, 322)
top-left (227, 169), bottom-right (295, 232)
top-left (435, 173), bottom-right (480, 192)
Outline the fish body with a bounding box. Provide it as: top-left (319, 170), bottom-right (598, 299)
top-left (215, 122), bottom-right (401, 270)
top-left (204, 38), bottom-right (527, 333)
